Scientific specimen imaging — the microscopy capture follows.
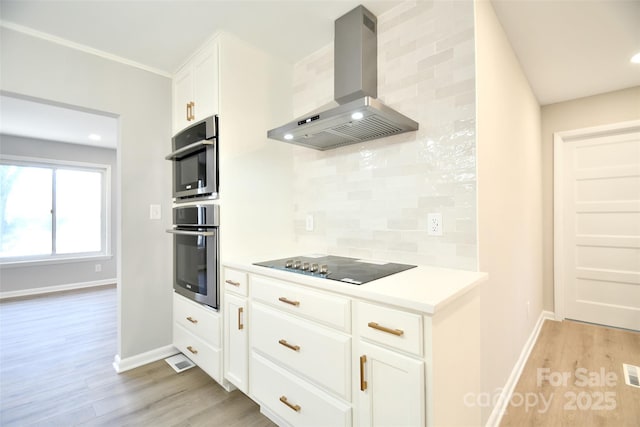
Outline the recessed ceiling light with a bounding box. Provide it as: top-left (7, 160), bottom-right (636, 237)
top-left (88, 133), bottom-right (102, 141)
top-left (631, 52), bottom-right (640, 64)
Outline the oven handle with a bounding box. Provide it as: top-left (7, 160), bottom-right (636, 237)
top-left (166, 229), bottom-right (216, 237)
top-left (165, 139), bottom-right (215, 161)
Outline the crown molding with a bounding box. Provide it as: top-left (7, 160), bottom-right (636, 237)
top-left (0, 20), bottom-right (172, 78)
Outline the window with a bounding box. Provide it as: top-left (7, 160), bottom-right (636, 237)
top-left (0, 157), bottom-right (110, 263)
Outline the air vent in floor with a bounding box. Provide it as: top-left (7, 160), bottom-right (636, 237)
top-left (165, 353), bottom-right (196, 373)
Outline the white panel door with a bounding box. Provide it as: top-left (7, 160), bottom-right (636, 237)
top-left (557, 125), bottom-right (640, 330)
top-left (224, 293), bottom-right (248, 393)
top-left (355, 341), bottom-right (424, 427)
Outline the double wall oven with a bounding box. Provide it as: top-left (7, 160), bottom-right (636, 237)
top-left (167, 116), bottom-right (220, 309)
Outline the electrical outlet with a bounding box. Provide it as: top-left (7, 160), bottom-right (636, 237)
top-left (95, 264), bottom-right (102, 273)
top-left (305, 214), bottom-right (314, 231)
top-left (427, 213), bottom-right (442, 236)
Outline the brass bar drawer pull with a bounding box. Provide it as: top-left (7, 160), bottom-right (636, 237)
top-left (278, 297), bottom-right (300, 307)
top-left (185, 103), bottom-right (190, 121)
top-left (360, 355), bottom-right (367, 391)
top-left (278, 339), bottom-right (300, 352)
top-left (368, 322), bottom-right (404, 336)
top-left (187, 346), bottom-right (198, 355)
top-left (238, 307), bottom-right (244, 330)
top-left (186, 316), bottom-right (198, 324)
top-left (279, 395), bottom-right (301, 412)
top-left (225, 279), bottom-right (241, 287)
top-left (189, 102), bottom-right (195, 120)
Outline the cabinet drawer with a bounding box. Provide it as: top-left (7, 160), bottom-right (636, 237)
top-left (223, 268), bottom-right (248, 296)
top-left (252, 303), bottom-right (351, 399)
top-left (251, 353), bottom-right (351, 427)
top-left (173, 293), bottom-right (221, 348)
top-left (174, 323), bottom-right (221, 382)
top-left (355, 301), bottom-right (422, 356)
top-left (251, 275), bottom-right (351, 332)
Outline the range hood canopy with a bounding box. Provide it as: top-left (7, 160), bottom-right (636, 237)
top-left (267, 5), bottom-right (419, 151)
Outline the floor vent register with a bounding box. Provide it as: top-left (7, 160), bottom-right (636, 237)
top-left (165, 353), bottom-right (196, 373)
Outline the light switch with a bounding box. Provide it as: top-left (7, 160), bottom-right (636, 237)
top-left (149, 204), bottom-right (161, 220)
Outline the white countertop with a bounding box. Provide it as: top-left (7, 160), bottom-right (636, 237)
top-left (223, 257), bottom-right (487, 315)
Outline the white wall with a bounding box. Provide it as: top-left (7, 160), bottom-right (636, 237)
top-left (0, 28), bottom-right (173, 360)
top-left (216, 33), bottom-right (295, 261)
top-left (0, 135), bottom-right (118, 293)
top-left (475, 0), bottom-right (543, 423)
top-left (540, 86), bottom-right (640, 311)
top-left (290, 1), bottom-right (477, 269)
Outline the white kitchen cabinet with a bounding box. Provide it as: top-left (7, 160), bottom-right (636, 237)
top-left (172, 41), bottom-right (219, 133)
top-left (224, 292), bottom-right (248, 393)
top-left (251, 302), bottom-right (351, 399)
top-left (251, 352), bottom-right (352, 427)
top-left (223, 262), bottom-right (483, 427)
top-left (248, 274), bottom-right (352, 426)
top-left (223, 267), bottom-right (248, 392)
top-left (355, 335), bottom-right (425, 426)
top-left (354, 300), bottom-right (425, 426)
top-left (173, 292), bottom-right (222, 382)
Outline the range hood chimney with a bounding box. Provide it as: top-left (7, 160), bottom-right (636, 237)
top-left (267, 5), bottom-right (419, 151)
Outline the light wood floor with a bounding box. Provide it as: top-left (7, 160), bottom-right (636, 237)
top-left (500, 319), bottom-right (640, 427)
top-left (0, 286), bottom-right (275, 427)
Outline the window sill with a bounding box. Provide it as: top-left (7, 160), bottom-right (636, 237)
top-left (0, 254), bottom-right (113, 269)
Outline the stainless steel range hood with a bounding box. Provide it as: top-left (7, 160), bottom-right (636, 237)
top-left (267, 5), bottom-right (418, 151)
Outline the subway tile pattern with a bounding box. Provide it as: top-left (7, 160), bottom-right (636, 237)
top-left (291, 0), bottom-right (477, 270)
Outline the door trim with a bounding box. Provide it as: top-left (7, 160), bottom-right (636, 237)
top-left (553, 119), bottom-right (640, 321)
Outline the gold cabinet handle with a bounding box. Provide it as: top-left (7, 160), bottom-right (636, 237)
top-left (278, 339), bottom-right (300, 352)
top-left (360, 355), bottom-right (367, 391)
top-left (278, 297), bottom-right (300, 307)
top-left (225, 279), bottom-right (241, 287)
top-left (367, 322), bottom-right (404, 336)
top-left (189, 101), bottom-right (195, 120)
top-left (186, 316), bottom-right (198, 324)
top-left (187, 346), bottom-right (198, 355)
top-left (238, 307), bottom-right (244, 330)
top-left (186, 102), bottom-right (190, 121)
top-left (279, 395), bottom-right (301, 412)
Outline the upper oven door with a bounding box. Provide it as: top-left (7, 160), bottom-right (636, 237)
top-left (166, 116), bottom-right (218, 201)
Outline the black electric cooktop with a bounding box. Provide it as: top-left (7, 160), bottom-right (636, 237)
top-left (254, 255), bottom-right (416, 285)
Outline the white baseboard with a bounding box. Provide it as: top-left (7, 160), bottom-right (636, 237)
top-left (112, 345), bottom-right (180, 373)
top-left (0, 279), bottom-right (117, 300)
top-left (485, 310), bottom-right (555, 427)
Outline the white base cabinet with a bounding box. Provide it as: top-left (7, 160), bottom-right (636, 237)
top-left (221, 266), bottom-right (482, 427)
top-left (172, 292), bottom-right (223, 383)
top-left (251, 353), bottom-right (352, 427)
top-left (223, 292), bottom-right (248, 393)
top-left (355, 340), bottom-right (425, 426)
top-left (223, 268), bottom-right (249, 392)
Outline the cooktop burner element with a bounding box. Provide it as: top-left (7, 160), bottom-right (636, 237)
top-left (254, 255), bottom-right (416, 285)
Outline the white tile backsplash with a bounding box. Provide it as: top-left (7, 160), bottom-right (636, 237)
top-left (291, 0), bottom-right (477, 270)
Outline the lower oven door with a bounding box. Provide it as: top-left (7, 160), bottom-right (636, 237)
top-left (168, 227), bottom-right (219, 309)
